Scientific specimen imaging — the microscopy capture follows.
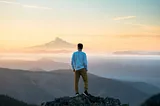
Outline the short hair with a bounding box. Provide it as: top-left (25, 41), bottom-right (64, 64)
top-left (77, 43), bottom-right (83, 50)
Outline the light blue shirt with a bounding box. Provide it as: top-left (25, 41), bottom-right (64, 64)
top-left (71, 51), bottom-right (88, 71)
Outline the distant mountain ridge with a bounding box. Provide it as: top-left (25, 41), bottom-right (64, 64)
top-left (0, 37), bottom-right (76, 53)
top-left (0, 67), bottom-right (153, 106)
top-left (30, 37), bottom-right (75, 49)
top-left (21, 37), bottom-right (76, 53)
top-left (0, 59), bottom-right (70, 71)
top-left (0, 95), bottom-right (36, 106)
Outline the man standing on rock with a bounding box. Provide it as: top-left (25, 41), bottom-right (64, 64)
top-left (71, 43), bottom-right (89, 96)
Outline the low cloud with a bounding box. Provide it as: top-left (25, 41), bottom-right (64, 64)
top-left (113, 16), bottom-right (136, 21)
top-left (126, 23), bottom-right (160, 32)
top-left (22, 5), bottom-right (53, 10)
top-left (0, 0), bottom-right (20, 5)
top-left (0, 0), bottom-right (53, 10)
top-left (118, 34), bottom-right (160, 38)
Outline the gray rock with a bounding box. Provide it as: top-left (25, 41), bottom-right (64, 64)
top-left (41, 94), bottom-right (121, 106)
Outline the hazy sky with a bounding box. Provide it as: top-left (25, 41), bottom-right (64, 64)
top-left (0, 0), bottom-right (160, 51)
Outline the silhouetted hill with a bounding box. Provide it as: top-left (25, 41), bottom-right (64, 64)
top-left (141, 93), bottom-right (160, 106)
top-left (0, 95), bottom-right (36, 106)
top-left (89, 58), bottom-right (160, 88)
top-left (123, 81), bottom-right (160, 95)
top-left (0, 68), bottom-right (150, 106)
top-left (0, 59), bottom-right (69, 70)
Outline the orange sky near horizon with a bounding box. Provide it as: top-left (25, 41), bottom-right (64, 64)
top-left (0, 22), bottom-right (160, 51)
top-left (0, 0), bottom-right (160, 52)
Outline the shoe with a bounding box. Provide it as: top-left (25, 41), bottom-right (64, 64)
top-left (83, 90), bottom-right (89, 96)
top-left (75, 92), bottom-right (79, 96)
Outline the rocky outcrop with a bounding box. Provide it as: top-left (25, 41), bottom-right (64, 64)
top-left (41, 94), bottom-right (121, 106)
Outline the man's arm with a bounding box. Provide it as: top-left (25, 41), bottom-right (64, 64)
top-left (71, 53), bottom-right (75, 71)
top-left (84, 53), bottom-right (88, 71)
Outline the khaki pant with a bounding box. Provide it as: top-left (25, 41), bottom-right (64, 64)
top-left (74, 68), bottom-right (88, 93)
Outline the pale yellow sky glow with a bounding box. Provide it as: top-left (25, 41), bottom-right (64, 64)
top-left (0, 0), bottom-right (160, 52)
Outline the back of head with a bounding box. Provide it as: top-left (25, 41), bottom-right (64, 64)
top-left (77, 43), bottom-right (83, 51)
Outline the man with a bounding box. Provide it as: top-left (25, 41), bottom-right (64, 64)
top-left (71, 43), bottom-right (89, 96)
